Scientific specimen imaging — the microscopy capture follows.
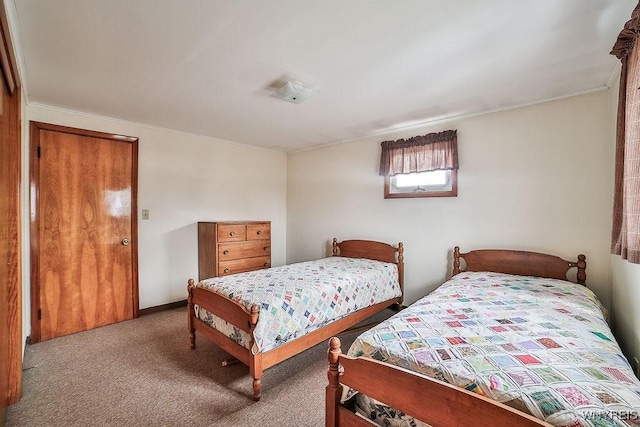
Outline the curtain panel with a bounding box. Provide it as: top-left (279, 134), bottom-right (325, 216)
top-left (611, 2), bottom-right (640, 263)
top-left (379, 129), bottom-right (458, 176)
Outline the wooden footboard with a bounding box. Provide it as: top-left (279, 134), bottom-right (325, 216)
top-left (187, 279), bottom-right (264, 398)
top-left (188, 238), bottom-right (404, 401)
top-left (326, 337), bottom-right (550, 427)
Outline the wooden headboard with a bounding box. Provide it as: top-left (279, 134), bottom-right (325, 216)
top-left (332, 238), bottom-right (402, 264)
top-left (332, 238), bottom-right (404, 303)
top-left (452, 246), bottom-right (586, 285)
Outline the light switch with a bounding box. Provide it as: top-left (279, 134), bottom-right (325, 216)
top-left (141, 209), bottom-right (149, 220)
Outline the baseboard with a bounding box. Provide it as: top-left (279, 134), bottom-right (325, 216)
top-left (139, 299), bottom-right (187, 316)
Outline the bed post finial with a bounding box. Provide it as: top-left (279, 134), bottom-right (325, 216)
top-left (248, 304), bottom-right (263, 401)
top-left (577, 254), bottom-right (586, 285)
top-left (327, 337), bottom-right (341, 387)
top-left (332, 238), bottom-right (338, 256)
top-left (397, 243), bottom-right (405, 307)
top-left (327, 337), bottom-right (342, 427)
top-left (187, 279), bottom-right (196, 349)
top-left (453, 246), bottom-right (461, 276)
top-left (249, 304), bottom-right (260, 330)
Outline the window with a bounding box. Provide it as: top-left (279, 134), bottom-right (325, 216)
top-left (385, 170), bottom-right (457, 198)
top-left (379, 129), bottom-right (458, 199)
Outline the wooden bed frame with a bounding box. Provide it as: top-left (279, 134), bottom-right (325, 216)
top-left (326, 246), bottom-right (587, 427)
top-left (188, 238), bottom-right (404, 401)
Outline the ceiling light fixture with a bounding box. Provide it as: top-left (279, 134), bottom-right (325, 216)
top-left (272, 80), bottom-right (317, 104)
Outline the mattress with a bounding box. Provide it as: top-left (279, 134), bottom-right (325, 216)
top-left (194, 256), bottom-right (401, 354)
top-left (343, 272), bottom-right (640, 427)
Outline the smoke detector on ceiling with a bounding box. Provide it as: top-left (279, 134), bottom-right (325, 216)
top-left (272, 80), bottom-right (317, 104)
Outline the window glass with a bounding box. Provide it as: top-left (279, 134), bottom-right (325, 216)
top-left (385, 169), bottom-right (457, 198)
top-left (395, 170), bottom-right (447, 188)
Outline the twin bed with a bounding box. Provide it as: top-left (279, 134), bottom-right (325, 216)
top-left (187, 240), bottom-right (640, 426)
top-left (187, 238), bottom-right (404, 400)
top-left (327, 247), bottom-right (640, 427)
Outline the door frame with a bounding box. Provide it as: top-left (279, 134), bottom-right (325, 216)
top-left (29, 121), bottom-right (140, 343)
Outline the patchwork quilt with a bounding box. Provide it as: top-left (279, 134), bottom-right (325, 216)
top-left (195, 256), bottom-right (400, 354)
top-left (345, 272), bottom-right (640, 427)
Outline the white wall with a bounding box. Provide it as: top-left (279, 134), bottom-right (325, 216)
top-left (288, 91), bottom-right (614, 307)
top-left (609, 71), bottom-right (640, 366)
top-left (611, 256), bottom-right (640, 364)
top-left (24, 104), bottom-right (287, 327)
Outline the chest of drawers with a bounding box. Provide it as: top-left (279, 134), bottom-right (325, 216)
top-left (197, 221), bottom-right (271, 281)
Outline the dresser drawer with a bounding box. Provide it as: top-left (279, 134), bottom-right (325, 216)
top-left (217, 224), bottom-right (246, 242)
top-left (247, 223), bottom-right (270, 240)
top-left (218, 241), bottom-right (271, 261)
top-left (218, 256), bottom-right (271, 276)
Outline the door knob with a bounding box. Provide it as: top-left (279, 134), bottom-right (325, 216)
top-left (122, 238), bottom-right (129, 246)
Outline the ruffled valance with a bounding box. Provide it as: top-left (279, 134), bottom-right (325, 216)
top-left (379, 130), bottom-right (458, 176)
top-left (610, 2), bottom-right (640, 60)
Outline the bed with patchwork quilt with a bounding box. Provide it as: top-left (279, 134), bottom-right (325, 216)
top-left (326, 247), bottom-right (640, 427)
top-left (188, 238), bottom-right (404, 400)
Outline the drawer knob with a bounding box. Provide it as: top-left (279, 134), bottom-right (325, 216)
top-left (263, 263), bottom-right (269, 267)
top-left (224, 268), bottom-right (230, 273)
top-left (229, 231), bottom-right (235, 237)
top-left (257, 230), bottom-right (262, 235)
top-left (223, 250), bottom-right (229, 255)
top-left (263, 246), bottom-right (268, 251)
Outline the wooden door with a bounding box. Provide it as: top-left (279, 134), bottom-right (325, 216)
top-left (30, 122), bottom-right (139, 343)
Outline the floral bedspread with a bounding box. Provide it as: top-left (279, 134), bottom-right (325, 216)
top-left (195, 256), bottom-right (400, 354)
top-left (345, 272), bottom-right (640, 427)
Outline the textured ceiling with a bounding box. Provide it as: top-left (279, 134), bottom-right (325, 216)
top-left (11, 0), bottom-right (637, 152)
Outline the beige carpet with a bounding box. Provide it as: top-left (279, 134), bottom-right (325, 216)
top-left (6, 307), bottom-right (394, 427)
